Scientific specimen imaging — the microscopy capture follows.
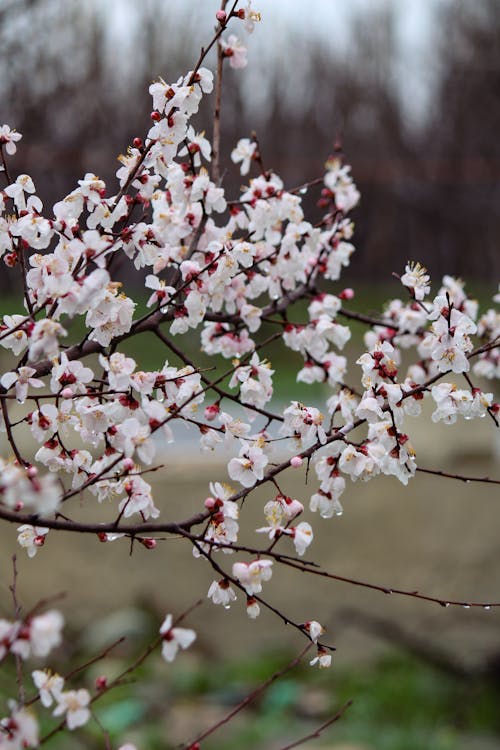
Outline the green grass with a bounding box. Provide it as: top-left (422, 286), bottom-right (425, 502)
top-left (5, 639), bottom-right (497, 750)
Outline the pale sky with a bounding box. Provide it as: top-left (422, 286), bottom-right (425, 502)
top-left (100, 0), bottom-right (444, 126)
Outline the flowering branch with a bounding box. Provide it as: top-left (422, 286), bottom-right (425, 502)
top-left (0, 3), bottom-right (498, 748)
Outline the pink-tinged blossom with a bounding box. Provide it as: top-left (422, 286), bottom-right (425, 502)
top-left (159, 614), bottom-right (196, 662)
top-left (55, 267), bottom-right (110, 319)
top-left (17, 525), bottom-right (49, 558)
top-left (309, 646), bottom-right (332, 668)
top-left (77, 173), bottom-right (106, 205)
top-left (99, 352), bottom-right (136, 391)
top-left (355, 393), bottom-right (385, 423)
top-left (232, 240), bottom-right (256, 268)
top-left (3, 471), bottom-right (62, 515)
top-left (242, 2), bottom-right (262, 33)
top-left (49, 353), bottom-right (93, 395)
top-left (118, 476), bottom-right (160, 520)
top-left (437, 276), bottom-right (478, 320)
top-left (423, 307), bottom-right (476, 374)
top-left (310, 486), bottom-right (344, 518)
top-left (27, 251), bottom-right (72, 301)
top-left (29, 610), bottom-right (64, 657)
top-left (52, 689), bottom-right (91, 730)
top-left (246, 597), bottom-right (260, 618)
top-left (28, 319), bottom-right (67, 362)
top-left (32, 670), bottom-right (64, 707)
top-left (289, 522), bottom-right (313, 556)
top-left (0, 620), bottom-right (19, 661)
top-left (227, 441), bottom-right (268, 487)
top-left (229, 353), bottom-right (274, 408)
top-left (232, 559), bottom-right (273, 595)
top-left (401, 261), bottom-right (431, 301)
top-left (323, 157), bottom-right (360, 212)
top-left (86, 283), bottom-right (135, 347)
top-left (29, 402), bottom-right (74, 443)
top-left (0, 703), bottom-right (39, 748)
top-left (338, 444), bottom-right (373, 480)
top-left (13, 209), bottom-right (52, 250)
top-left (4, 174), bottom-right (36, 211)
top-left (257, 496), bottom-right (303, 538)
top-left (195, 482), bottom-right (240, 554)
top-left (431, 383), bottom-right (492, 424)
top-left (327, 388), bottom-right (359, 421)
top-left (308, 293), bottom-right (342, 320)
top-left (303, 620), bottom-right (325, 643)
top-left (187, 66), bottom-right (214, 94)
top-left (178, 126), bottom-right (211, 166)
top-left (0, 315), bottom-right (29, 356)
top-left (207, 579), bottom-right (237, 608)
top-left (145, 275), bottom-right (175, 309)
top-left (220, 34), bottom-right (248, 69)
top-left (231, 138), bottom-right (257, 175)
top-left (357, 341), bottom-right (399, 388)
top-left (0, 124), bottom-right (22, 155)
top-left (190, 172), bottom-right (227, 213)
top-left (239, 302), bottom-right (263, 333)
top-left (201, 322), bottom-right (255, 358)
top-left (0, 367), bottom-right (43, 403)
top-left (281, 402), bottom-right (327, 448)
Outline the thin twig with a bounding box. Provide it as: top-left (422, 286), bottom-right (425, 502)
top-left (211, 0), bottom-right (228, 184)
top-left (185, 644), bottom-right (313, 748)
top-left (278, 700), bottom-right (353, 750)
top-left (417, 466), bottom-right (500, 484)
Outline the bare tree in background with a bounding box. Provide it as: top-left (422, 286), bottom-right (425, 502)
top-left (2, 0), bottom-right (499, 291)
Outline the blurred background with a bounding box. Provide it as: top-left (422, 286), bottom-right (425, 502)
top-left (1, 1), bottom-right (500, 748)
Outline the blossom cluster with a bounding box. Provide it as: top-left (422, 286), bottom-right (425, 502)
top-left (0, 1), bottom-right (498, 746)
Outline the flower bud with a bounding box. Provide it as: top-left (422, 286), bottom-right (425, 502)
top-left (95, 675), bottom-right (107, 691)
top-left (204, 403), bottom-right (220, 422)
top-left (122, 458), bottom-right (135, 472)
top-left (204, 496), bottom-right (217, 511)
top-left (246, 597), bottom-right (260, 619)
top-left (339, 288), bottom-right (354, 300)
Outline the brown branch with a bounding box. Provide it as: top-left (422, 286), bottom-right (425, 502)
top-left (417, 466), bottom-right (500, 485)
top-left (211, 0), bottom-right (229, 185)
top-left (9, 556), bottom-right (25, 704)
top-left (180, 533), bottom-right (500, 610)
top-left (338, 306), bottom-right (398, 330)
top-left (278, 700), bottom-right (353, 750)
top-left (184, 533), bottom-right (336, 651)
top-left (0, 506), bottom-right (210, 535)
top-left (1, 396), bottom-right (29, 466)
top-left (40, 601), bottom-right (202, 745)
top-left (184, 644), bottom-right (313, 748)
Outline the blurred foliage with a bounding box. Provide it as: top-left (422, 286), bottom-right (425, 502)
top-left (3, 627), bottom-right (500, 750)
